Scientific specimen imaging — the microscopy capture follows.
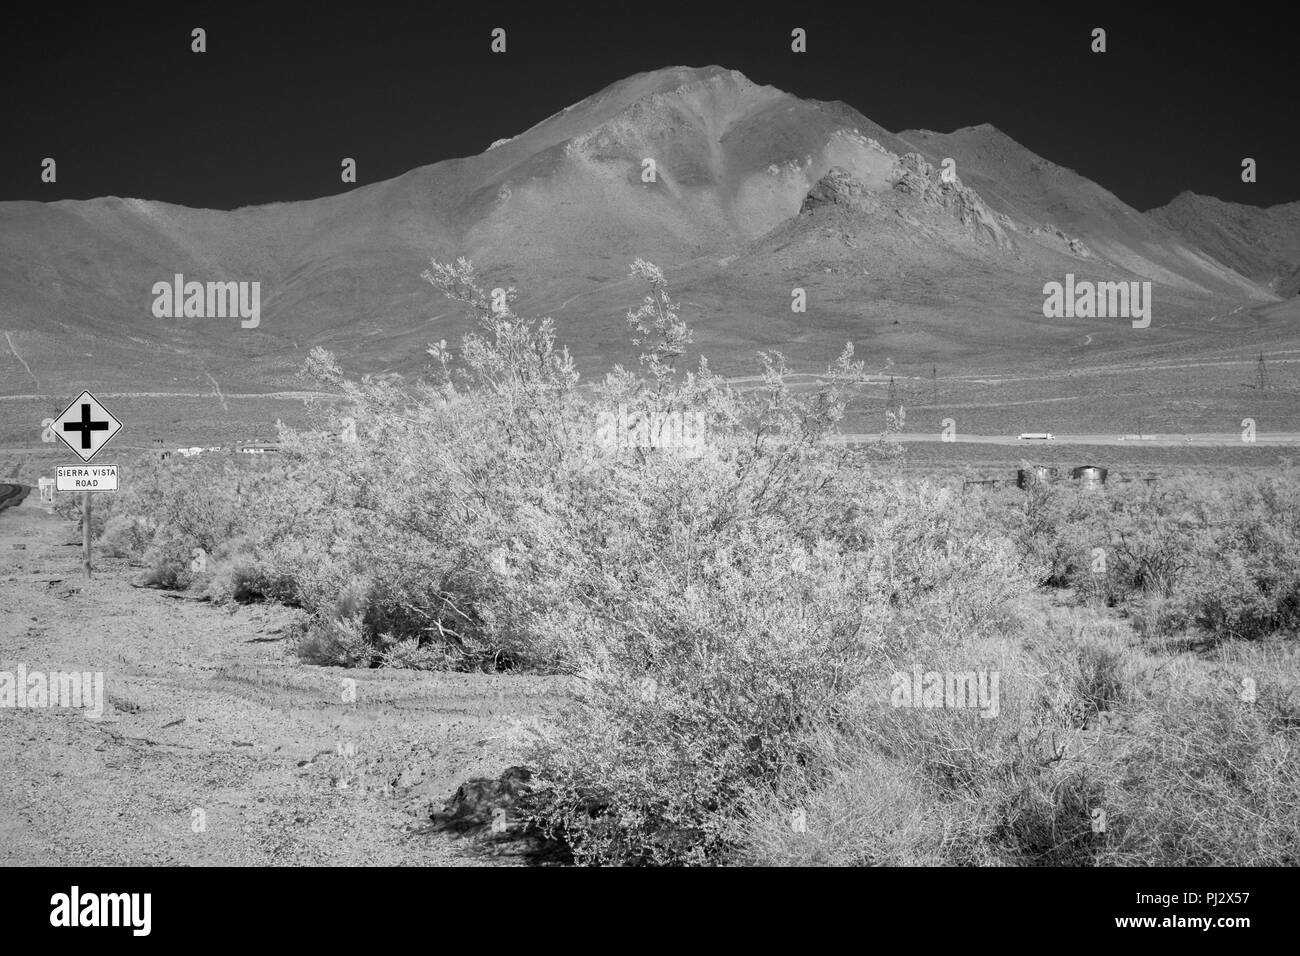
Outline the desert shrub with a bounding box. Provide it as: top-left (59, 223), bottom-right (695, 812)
top-left (53, 491), bottom-right (110, 540)
top-left (98, 513), bottom-right (156, 558)
top-left (495, 266), bottom-right (1041, 864)
top-left (733, 607), bottom-right (1300, 866)
top-left (295, 608), bottom-right (374, 668)
top-left (1072, 637), bottom-right (1128, 716)
top-left (1088, 646), bottom-right (1300, 865)
top-left (1125, 476), bottom-right (1300, 645)
top-left (1012, 474), bottom-right (1300, 645)
top-left (1176, 478), bottom-right (1300, 643)
top-left (196, 536), bottom-right (298, 604)
top-left (1019, 481), bottom-right (1108, 589)
top-left (724, 742), bottom-right (946, 866)
top-left (724, 608), bottom-right (1118, 866)
top-left (1110, 517), bottom-right (1194, 599)
top-left (88, 451), bottom-right (289, 591)
top-left (263, 279), bottom-right (588, 668)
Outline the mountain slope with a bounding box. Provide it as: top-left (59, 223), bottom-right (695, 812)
top-left (893, 125), bottom-right (1271, 301)
top-left (1148, 192), bottom-right (1300, 297)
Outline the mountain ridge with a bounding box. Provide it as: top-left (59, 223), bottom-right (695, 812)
top-left (1148, 191), bottom-right (1300, 297)
top-left (0, 65), bottom-right (1289, 395)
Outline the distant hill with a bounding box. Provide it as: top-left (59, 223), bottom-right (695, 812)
top-left (1147, 191), bottom-right (1300, 297)
top-left (0, 65), bottom-right (1286, 396)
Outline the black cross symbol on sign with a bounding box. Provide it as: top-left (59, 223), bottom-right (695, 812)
top-left (63, 403), bottom-right (110, 449)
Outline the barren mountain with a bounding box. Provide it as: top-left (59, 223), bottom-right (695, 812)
top-left (1148, 192), bottom-right (1300, 297)
top-left (0, 65), bottom-right (1288, 397)
top-left (892, 125), bottom-right (1267, 300)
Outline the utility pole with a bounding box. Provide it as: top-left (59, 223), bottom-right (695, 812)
top-left (887, 376), bottom-right (898, 420)
top-left (931, 365), bottom-right (937, 405)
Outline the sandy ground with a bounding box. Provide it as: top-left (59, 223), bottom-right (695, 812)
top-left (0, 494), bottom-right (569, 866)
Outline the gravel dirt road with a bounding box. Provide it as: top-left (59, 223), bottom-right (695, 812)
top-left (0, 493), bottom-right (568, 866)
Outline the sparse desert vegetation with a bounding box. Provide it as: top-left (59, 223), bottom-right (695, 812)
top-left (81, 260), bottom-right (1300, 866)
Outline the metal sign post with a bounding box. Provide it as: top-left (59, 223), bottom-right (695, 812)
top-left (83, 491), bottom-right (92, 579)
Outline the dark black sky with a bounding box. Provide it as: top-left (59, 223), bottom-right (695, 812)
top-left (3, 2), bottom-right (1294, 211)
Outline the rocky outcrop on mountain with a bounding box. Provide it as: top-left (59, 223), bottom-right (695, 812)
top-left (891, 153), bottom-right (1012, 250)
top-left (1026, 222), bottom-right (1092, 258)
top-left (800, 166), bottom-right (875, 213)
top-left (798, 152), bottom-right (1014, 253)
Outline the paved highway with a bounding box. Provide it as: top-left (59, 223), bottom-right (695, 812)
top-left (0, 482), bottom-right (29, 513)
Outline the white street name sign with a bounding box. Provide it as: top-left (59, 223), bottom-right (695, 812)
top-left (56, 465), bottom-right (119, 492)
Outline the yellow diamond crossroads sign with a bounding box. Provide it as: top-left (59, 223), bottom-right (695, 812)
top-left (52, 390), bottom-right (122, 463)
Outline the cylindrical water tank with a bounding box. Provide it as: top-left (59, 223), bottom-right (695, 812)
top-left (1017, 465), bottom-right (1060, 488)
top-left (1070, 465), bottom-right (1108, 488)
